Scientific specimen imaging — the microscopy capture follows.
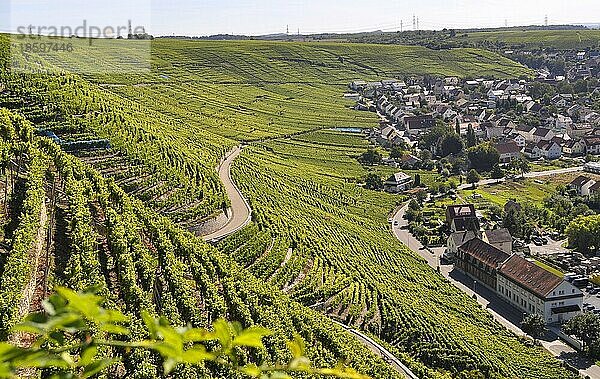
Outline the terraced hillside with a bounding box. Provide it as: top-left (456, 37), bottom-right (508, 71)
top-left (0, 108), bottom-right (404, 378)
top-left (0, 36), bottom-right (577, 378)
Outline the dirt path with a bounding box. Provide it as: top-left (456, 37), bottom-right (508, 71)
top-left (202, 146), bottom-right (252, 242)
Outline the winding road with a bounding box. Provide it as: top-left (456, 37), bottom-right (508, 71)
top-left (202, 146), bottom-right (417, 377)
top-left (202, 146), bottom-right (252, 242)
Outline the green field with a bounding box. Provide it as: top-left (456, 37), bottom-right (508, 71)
top-left (457, 29), bottom-right (600, 49)
top-left (0, 36), bottom-right (576, 378)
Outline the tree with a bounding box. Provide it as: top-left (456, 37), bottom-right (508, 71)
top-left (420, 125), bottom-right (450, 151)
top-left (466, 124), bottom-right (477, 148)
top-left (521, 314), bottom-right (546, 342)
top-left (414, 173), bottom-right (421, 187)
top-left (440, 133), bottom-right (464, 157)
top-left (358, 149), bottom-right (382, 166)
top-left (455, 118), bottom-right (461, 134)
top-left (510, 157), bottom-right (531, 178)
top-left (490, 164), bottom-right (504, 179)
top-left (467, 143), bottom-right (499, 172)
top-left (503, 206), bottom-right (527, 239)
top-left (390, 147), bottom-right (403, 159)
top-left (466, 169), bottom-right (481, 187)
top-left (564, 312), bottom-right (600, 357)
top-left (364, 173), bottom-right (383, 190)
top-left (405, 199), bottom-right (423, 222)
top-left (566, 214), bottom-right (600, 254)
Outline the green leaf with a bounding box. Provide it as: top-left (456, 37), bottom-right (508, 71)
top-left (99, 324), bottom-right (130, 335)
top-left (183, 328), bottom-right (215, 343)
top-left (212, 319), bottom-right (232, 350)
top-left (82, 359), bottom-right (117, 378)
top-left (240, 363), bottom-right (261, 377)
top-left (79, 346), bottom-right (97, 367)
top-left (180, 346), bottom-right (214, 364)
top-left (232, 326), bottom-right (272, 348)
top-left (286, 334), bottom-right (305, 359)
top-left (163, 358), bottom-right (178, 375)
top-left (140, 310), bottom-right (157, 338)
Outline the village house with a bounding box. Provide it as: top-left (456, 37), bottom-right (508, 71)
top-left (446, 204), bottom-right (480, 233)
top-left (585, 161), bottom-right (600, 175)
top-left (562, 139), bottom-right (586, 157)
top-left (567, 123), bottom-right (594, 139)
top-left (525, 101), bottom-right (543, 114)
top-left (399, 154), bottom-right (421, 169)
top-left (555, 114), bottom-right (574, 132)
top-left (516, 124), bottom-right (537, 142)
top-left (535, 140), bottom-right (563, 160)
top-left (404, 115), bottom-right (435, 137)
top-left (523, 143), bottom-right (540, 160)
top-left (482, 228), bottom-right (513, 253)
top-left (445, 231), bottom-right (477, 261)
top-left (497, 255), bottom-right (583, 324)
top-left (383, 172), bottom-right (413, 193)
top-left (532, 127), bottom-right (555, 143)
top-left (569, 176), bottom-right (597, 196)
top-left (456, 239), bottom-right (584, 324)
top-left (505, 133), bottom-right (527, 147)
top-left (584, 135), bottom-right (600, 155)
top-left (495, 141), bottom-right (522, 164)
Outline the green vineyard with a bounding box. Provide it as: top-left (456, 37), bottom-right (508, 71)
top-left (0, 35), bottom-right (576, 378)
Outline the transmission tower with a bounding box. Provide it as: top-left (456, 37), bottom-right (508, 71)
top-left (400, 20), bottom-right (403, 32)
top-left (416, 17), bottom-right (420, 30)
top-left (286, 25), bottom-right (289, 35)
top-left (545, 15), bottom-right (548, 27)
top-left (413, 14), bottom-right (416, 30)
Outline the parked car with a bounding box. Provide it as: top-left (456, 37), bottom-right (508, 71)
top-left (532, 237), bottom-right (544, 246)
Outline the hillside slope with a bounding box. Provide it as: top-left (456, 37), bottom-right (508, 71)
top-left (0, 37), bottom-right (576, 378)
top-left (0, 108), bottom-right (405, 378)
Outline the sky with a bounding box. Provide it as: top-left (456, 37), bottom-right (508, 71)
top-left (1, 0), bottom-right (600, 37)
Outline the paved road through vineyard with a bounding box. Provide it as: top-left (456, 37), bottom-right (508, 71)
top-left (202, 146), bottom-right (252, 242)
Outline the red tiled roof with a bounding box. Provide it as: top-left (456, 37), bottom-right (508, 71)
top-left (499, 255), bottom-right (563, 298)
top-left (495, 141), bottom-right (521, 155)
top-left (458, 239), bottom-right (510, 269)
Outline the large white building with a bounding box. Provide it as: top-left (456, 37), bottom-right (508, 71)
top-left (456, 238), bottom-right (583, 325)
top-left (497, 255), bottom-right (583, 324)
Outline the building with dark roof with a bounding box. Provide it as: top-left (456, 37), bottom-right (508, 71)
top-left (456, 238), bottom-right (511, 290)
top-left (446, 204), bottom-right (480, 233)
top-left (497, 255), bottom-right (583, 324)
top-left (403, 115), bottom-right (435, 136)
top-left (482, 228), bottom-right (512, 253)
top-left (383, 172), bottom-right (413, 193)
top-left (446, 231), bottom-right (477, 260)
